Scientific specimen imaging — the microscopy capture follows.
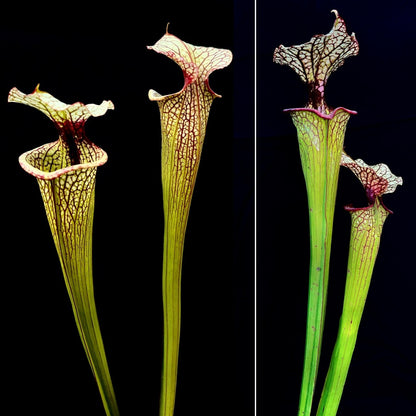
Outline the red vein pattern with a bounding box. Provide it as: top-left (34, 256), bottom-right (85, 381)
top-left (341, 152), bottom-right (403, 210)
top-left (288, 106), bottom-right (354, 416)
top-left (10, 86), bottom-right (112, 178)
top-left (316, 156), bottom-right (402, 416)
top-left (10, 86), bottom-right (119, 416)
top-left (148, 33), bottom-right (232, 215)
top-left (148, 32), bottom-right (232, 416)
top-left (273, 10), bottom-right (359, 113)
top-left (273, 14), bottom-right (359, 415)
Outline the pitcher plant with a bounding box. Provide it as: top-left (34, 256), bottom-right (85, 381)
top-left (316, 153), bottom-right (403, 416)
top-left (10, 86), bottom-right (119, 416)
top-left (273, 10), bottom-right (359, 416)
top-left (147, 30), bottom-right (232, 416)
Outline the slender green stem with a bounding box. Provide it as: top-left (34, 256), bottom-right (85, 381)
top-left (316, 199), bottom-right (389, 416)
top-left (160, 197), bottom-right (189, 416)
top-left (290, 108), bottom-right (352, 416)
top-left (299, 203), bottom-right (331, 416)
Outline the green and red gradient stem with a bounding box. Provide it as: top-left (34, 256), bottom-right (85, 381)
top-left (316, 199), bottom-right (388, 416)
top-left (316, 154), bottom-right (402, 416)
top-left (288, 107), bottom-right (355, 416)
top-left (274, 11), bottom-right (359, 416)
top-left (148, 32), bottom-right (232, 416)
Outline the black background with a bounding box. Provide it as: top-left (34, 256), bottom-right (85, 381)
top-left (258, 1), bottom-right (415, 416)
top-left (3, 1), bottom-right (413, 416)
top-left (1, 1), bottom-right (254, 416)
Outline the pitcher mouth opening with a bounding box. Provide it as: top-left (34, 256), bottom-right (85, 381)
top-left (19, 142), bottom-right (108, 181)
top-left (283, 106), bottom-right (357, 119)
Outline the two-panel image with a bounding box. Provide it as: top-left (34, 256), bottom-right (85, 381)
top-left (2, 1), bottom-right (414, 415)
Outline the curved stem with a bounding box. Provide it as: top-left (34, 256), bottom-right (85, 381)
top-left (38, 170), bottom-right (119, 416)
top-left (11, 86), bottom-right (118, 415)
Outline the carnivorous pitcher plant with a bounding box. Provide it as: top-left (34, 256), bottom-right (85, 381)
top-left (316, 153), bottom-right (403, 416)
top-left (147, 30), bottom-right (232, 416)
top-left (10, 86), bottom-right (119, 416)
top-left (273, 10), bottom-right (359, 416)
